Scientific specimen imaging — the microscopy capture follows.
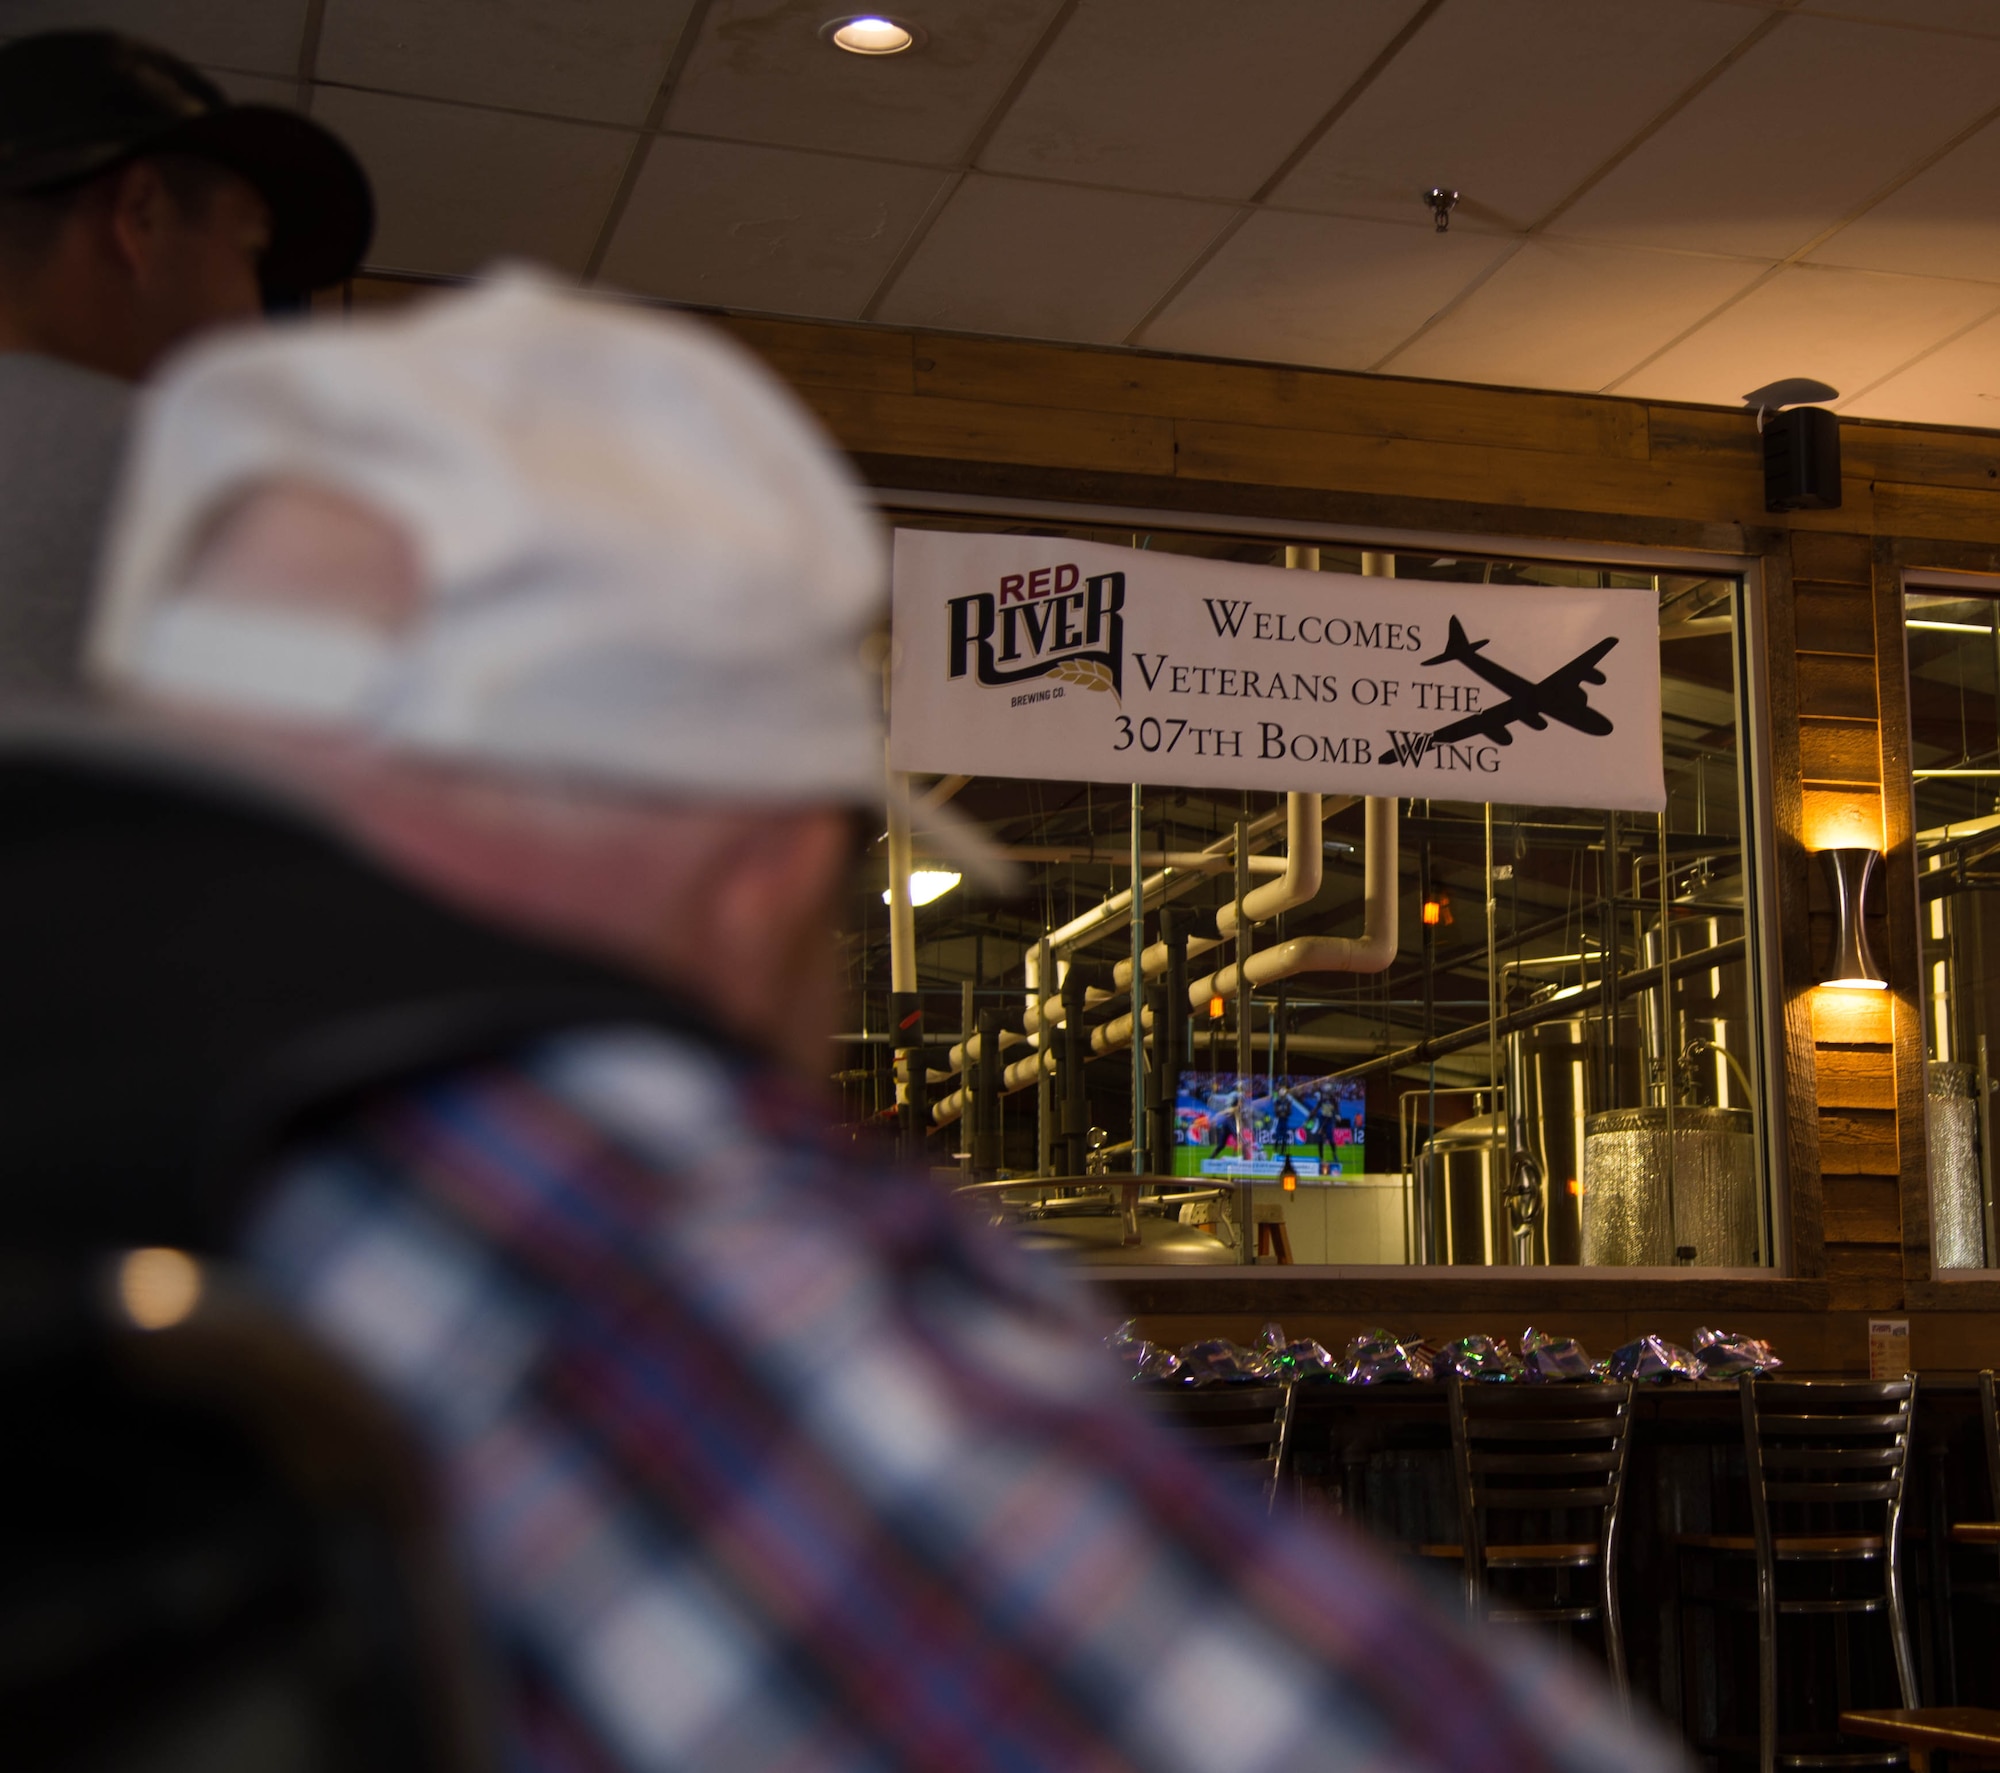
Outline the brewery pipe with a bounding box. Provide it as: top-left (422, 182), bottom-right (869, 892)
top-left (1189, 796), bottom-right (1401, 1002)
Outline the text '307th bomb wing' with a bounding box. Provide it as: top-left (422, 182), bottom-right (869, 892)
top-left (1401, 616), bottom-right (1619, 751)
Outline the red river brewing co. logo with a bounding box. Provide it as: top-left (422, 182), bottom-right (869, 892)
top-left (948, 565), bottom-right (1123, 698)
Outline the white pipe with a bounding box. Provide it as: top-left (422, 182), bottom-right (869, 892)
top-left (1215, 792), bottom-right (1323, 938)
top-left (1190, 797), bottom-right (1400, 1001)
top-left (1111, 933), bottom-right (1222, 992)
top-left (1043, 806), bottom-right (1286, 951)
top-left (886, 765), bottom-right (916, 1107)
top-left (913, 844), bottom-right (1287, 872)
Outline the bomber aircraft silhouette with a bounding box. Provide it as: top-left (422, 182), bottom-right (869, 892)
top-left (1394, 615), bottom-right (1619, 752)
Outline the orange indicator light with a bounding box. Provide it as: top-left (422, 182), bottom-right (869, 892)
top-left (1208, 993), bottom-right (1226, 1021)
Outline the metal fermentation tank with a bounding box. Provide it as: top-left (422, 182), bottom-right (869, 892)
top-left (1413, 1111), bottom-right (1517, 1265)
top-left (1580, 1105), bottom-right (1757, 1266)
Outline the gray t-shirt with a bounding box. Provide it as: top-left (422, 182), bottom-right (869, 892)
top-left (0, 352), bottom-right (130, 698)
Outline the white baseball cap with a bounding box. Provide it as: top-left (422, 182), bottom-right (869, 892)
top-left (86, 267), bottom-right (1001, 880)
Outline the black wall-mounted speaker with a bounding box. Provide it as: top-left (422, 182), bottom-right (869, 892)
top-left (1763, 405), bottom-right (1842, 512)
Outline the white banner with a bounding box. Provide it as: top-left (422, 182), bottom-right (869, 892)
top-left (888, 529), bottom-right (1664, 812)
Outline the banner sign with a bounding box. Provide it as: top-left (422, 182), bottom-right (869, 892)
top-left (888, 529), bottom-right (1664, 811)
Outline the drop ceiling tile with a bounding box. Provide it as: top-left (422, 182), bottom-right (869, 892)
top-left (876, 175), bottom-right (1232, 344)
top-left (1274, 0), bottom-right (1756, 232)
top-left (1611, 262), bottom-right (2000, 406)
top-left (316, 0), bottom-right (694, 126)
top-left (1807, 118), bottom-right (2000, 283)
top-left (1141, 209), bottom-right (1515, 371)
top-left (1552, 12), bottom-right (2000, 260)
top-left (1387, 239), bottom-right (1766, 390)
top-left (1844, 309), bottom-right (2000, 426)
top-left (665, 0), bottom-right (1066, 163)
top-left (977, 0), bottom-right (1422, 202)
top-left (0, 0), bottom-right (307, 74)
top-left (311, 88), bottom-right (632, 276)
top-left (599, 138), bottom-right (948, 317)
top-left (201, 69), bottom-right (301, 109)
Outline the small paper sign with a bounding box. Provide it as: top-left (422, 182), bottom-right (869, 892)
top-left (1867, 1318), bottom-right (1909, 1380)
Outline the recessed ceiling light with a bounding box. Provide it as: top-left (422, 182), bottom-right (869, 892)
top-left (824, 15), bottom-right (919, 54)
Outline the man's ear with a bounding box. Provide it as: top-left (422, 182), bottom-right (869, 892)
top-left (104, 159), bottom-right (173, 285)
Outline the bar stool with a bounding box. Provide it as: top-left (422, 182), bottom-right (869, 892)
top-left (1426, 1377), bottom-right (1636, 1693)
top-left (1135, 1383), bottom-right (1297, 1514)
top-left (1674, 1376), bottom-right (1919, 1773)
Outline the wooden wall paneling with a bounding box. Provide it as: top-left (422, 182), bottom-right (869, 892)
top-left (1761, 546), bottom-right (1827, 1276)
top-left (712, 314), bottom-right (916, 395)
top-left (1789, 529), bottom-right (1875, 586)
top-left (1797, 719), bottom-right (1882, 787)
top-left (910, 333), bottom-right (1652, 459)
top-left (1169, 417), bottom-right (1754, 527)
top-left (1794, 586), bottom-right (1879, 659)
top-left (1876, 537), bottom-right (1934, 1289)
top-left (1795, 653), bottom-right (1880, 722)
top-left (1871, 481), bottom-right (2000, 547)
top-left (802, 386), bottom-right (1176, 479)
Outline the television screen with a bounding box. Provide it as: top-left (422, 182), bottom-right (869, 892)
top-left (1172, 1072), bottom-right (1366, 1179)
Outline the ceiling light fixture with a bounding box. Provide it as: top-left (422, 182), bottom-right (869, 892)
top-left (1424, 186), bottom-right (1459, 233)
top-left (824, 15), bottom-right (920, 54)
top-left (883, 868), bottom-right (960, 908)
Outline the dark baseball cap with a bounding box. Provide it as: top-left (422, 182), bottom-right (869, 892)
top-left (0, 31), bottom-right (373, 299)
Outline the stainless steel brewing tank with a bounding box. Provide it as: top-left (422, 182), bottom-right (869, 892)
top-left (1926, 1062), bottom-right (1987, 1270)
top-left (1416, 1112), bottom-right (1534, 1266)
top-left (1581, 1105), bottom-right (1757, 1266)
top-left (1506, 1022), bottom-right (1593, 1265)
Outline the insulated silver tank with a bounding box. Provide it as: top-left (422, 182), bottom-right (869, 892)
top-left (1927, 1063), bottom-right (1987, 1270)
top-left (1581, 1105), bottom-right (1758, 1267)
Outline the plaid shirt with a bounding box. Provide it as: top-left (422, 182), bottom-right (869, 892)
top-left (245, 1026), bottom-right (1682, 1773)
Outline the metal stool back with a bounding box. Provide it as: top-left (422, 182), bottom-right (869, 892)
top-left (1741, 1374), bottom-right (1919, 1773)
top-left (1135, 1384), bottom-right (1297, 1514)
top-left (1445, 1377), bottom-right (1636, 1692)
top-left (1981, 1369), bottom-right (2000, 1521)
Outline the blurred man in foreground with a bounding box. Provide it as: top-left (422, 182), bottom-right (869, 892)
top-left (0, 31), bottom-right (371, 695)
top-left (51, 273), bottom-right (1680, 1771)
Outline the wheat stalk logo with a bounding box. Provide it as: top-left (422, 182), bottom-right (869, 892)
top-left (1050, 657), bottom-right (1116, 695)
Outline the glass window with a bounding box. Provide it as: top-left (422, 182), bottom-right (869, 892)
top-left (1905, 587), bottom-right (2000, 1269)
top-left (847, 516), bottom-right (1773, 1271)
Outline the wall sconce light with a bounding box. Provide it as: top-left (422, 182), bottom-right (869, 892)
top-left (1281, 1156), bottom-right (1298, 1194)
top-left (1819, 847), bottom-right (1886, 989)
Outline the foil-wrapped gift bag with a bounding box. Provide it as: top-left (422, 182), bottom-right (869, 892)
top-left (1176, 1338), bottom-right (1275, 1386)
top-left (1435, 1334), bottom-right (1522, 1383)
top-left (1344, 1327), bottom-right (1433, 1384)
top-left (1694, 1326), bottom-right (1783, 1377)
top-left (1256, 1321), bottom-right (1341, 1381)
top-left (1106, 1319), bottom-right (1183, 1383)
top-left (1520, 1326), bottom-right (1596, 1382)
top-left (1606, 1334), bottom-right (1702, 1383)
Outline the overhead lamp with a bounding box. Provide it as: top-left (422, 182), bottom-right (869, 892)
top-left (1422, 893), bottom-right (1452, 927)
top-left (882, 868), bottom-right (960, 908)
top-left (1818, 847), bottom-right (1887, 989)
top-left (824, 15), bottom-right (919, 54)
top-left (1208, 993), bottom-right (1226, 1022)
top-left (1281, 1156), bottom-right (1297, 1194)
